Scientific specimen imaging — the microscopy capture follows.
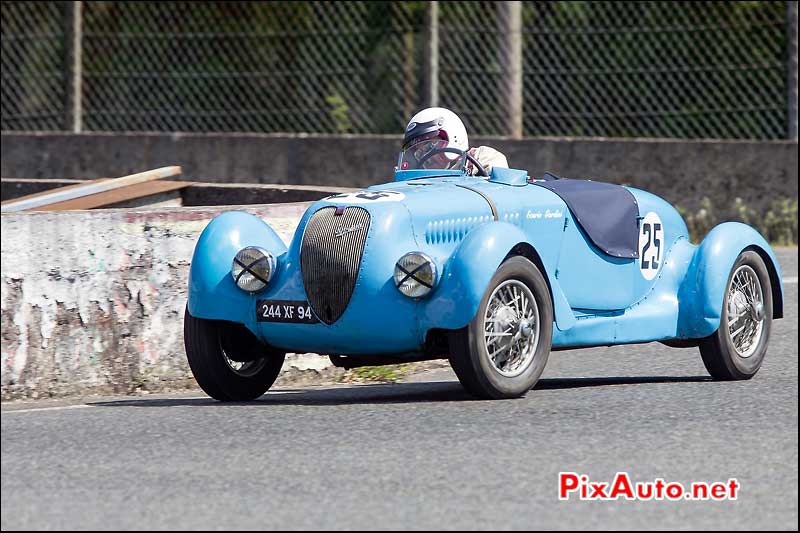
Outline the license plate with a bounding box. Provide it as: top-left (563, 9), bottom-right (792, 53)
top-left (256, 300), bottom-right (319, 324)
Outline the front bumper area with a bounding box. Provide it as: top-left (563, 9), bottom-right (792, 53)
top-left (249, 203), bottom-right (425, 355)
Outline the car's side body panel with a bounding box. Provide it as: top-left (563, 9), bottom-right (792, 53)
top-left (556, 219), bottom-right (638, 311)
top-left (552, 237), bottom-right (696, 347)
top-left (546, 187), bottom-right (697, 347)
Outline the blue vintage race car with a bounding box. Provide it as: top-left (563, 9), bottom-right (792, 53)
top-left (184, 148), bottom-right (784, 400)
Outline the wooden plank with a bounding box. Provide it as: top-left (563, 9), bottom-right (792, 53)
top-left (1, 166), bottom-right (181, 213)
top-left (2, 179), bottom-right (89, 203)
top-left (30, 180), bottom-right (190, 211)
top-left (2, 178), bottom-right (110, 205)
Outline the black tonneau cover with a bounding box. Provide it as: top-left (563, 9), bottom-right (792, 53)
top-left (533, 178), bottom-right (640, 259)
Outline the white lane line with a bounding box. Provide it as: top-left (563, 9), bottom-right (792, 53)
top-left (2, 404), bottom-right (92, 415)
top-left (784, 277), bottom-right (798, 285)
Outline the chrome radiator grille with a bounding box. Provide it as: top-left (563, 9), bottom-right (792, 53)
top-left (300, 206), bottom-right (371, 325)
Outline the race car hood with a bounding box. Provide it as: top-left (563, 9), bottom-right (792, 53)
top-left (309, 178), bottom-right (497, 251)
top-left (302, 174), bottom-right (570, 255)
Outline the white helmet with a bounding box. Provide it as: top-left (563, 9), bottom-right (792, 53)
top-left (399, 107), bottom-right (469, 169)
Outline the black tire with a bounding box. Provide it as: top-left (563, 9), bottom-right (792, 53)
top-left (448, 256), bottom-right (553, 399)
top-left (699, 251), bottom-right (773, 380)
top-left (184, 307), bottom-right (285, 401)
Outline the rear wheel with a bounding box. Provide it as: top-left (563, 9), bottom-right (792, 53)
top-left (448, 256), bottom-right (553, 399)
top-left (699, 251), bottom-right (772, 380)
top-left (184, 307), bottom-right (285, 401)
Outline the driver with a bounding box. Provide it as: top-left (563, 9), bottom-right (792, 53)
top-left (398, 107), bottom-right (509, 176)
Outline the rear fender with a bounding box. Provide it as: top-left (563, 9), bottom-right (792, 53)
top-left (678, 222), bottom-right (783, 338)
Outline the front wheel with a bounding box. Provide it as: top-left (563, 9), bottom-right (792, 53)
top-left (448, 256), bottom-right (553, 399)
top-left (184, 307), bottom-right (285, 401)
top-left (699, 251), bottom-right (773, 380)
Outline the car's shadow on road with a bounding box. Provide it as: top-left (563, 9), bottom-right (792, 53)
top-left (89, 375), bottom-right (712, 408)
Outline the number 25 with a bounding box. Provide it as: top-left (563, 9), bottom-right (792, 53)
top-left (641, 223), bottom-right (662, 270)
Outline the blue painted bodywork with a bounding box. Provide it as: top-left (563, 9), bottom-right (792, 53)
top-left (188, 168), bottom-right (784, 356)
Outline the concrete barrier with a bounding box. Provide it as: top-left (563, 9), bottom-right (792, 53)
top-left (0, 203), bottom-right (334, 400)
top-left (3, 132), bottom-right (796, 243)
top-left (2, 132), bottom-right (796, 215)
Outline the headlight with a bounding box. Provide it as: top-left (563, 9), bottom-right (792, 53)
top-left (231, 247), bottom-right (276, 293)
top-left (394, 252), bottom-right (438, 298)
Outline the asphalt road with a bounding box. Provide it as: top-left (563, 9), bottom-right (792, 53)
top-left (2, 249), bottom-right (797, 530)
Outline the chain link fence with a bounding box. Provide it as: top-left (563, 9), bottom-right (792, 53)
top-left (2, 1), bottom-right (797, 139)
top-left (1, 1), bottom-right (66, 131)
top-left (518, 1), bottom-right (792, 138)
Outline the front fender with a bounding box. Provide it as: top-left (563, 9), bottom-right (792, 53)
top-left (678, 222), bottom-right (783, 338)
top-left (420, 221), bottom-right (574, 332)
top-left (188, 211), bottom-right (288, 324)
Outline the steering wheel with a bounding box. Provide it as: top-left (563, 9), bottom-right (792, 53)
top-left (416, 147), bottom-right (488, 177)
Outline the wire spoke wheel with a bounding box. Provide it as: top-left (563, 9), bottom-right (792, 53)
top-left (699, 251), bottom-right (773, 382)
top-left (447, 256), bottom-right (553, 399)
top-left (482, 279), bottom-right (540, 378)
top-left (726, 265), bottom-right (765, 358)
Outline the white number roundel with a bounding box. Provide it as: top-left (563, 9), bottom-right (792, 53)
top-left (638, 212), bottom-right (664, 281)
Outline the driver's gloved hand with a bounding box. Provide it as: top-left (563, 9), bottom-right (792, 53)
top-left (466, 146), bottom-right (509, 177)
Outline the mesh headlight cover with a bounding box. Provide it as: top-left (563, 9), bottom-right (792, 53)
top-left (231, 247), bottom-right (275, 292)
top-left (394, 252), bottom-right (437, 298)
